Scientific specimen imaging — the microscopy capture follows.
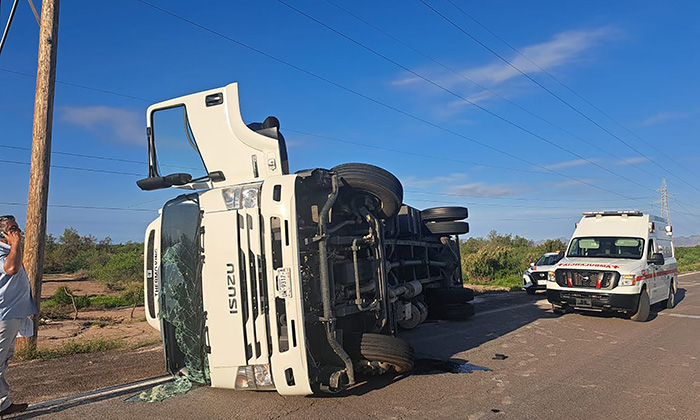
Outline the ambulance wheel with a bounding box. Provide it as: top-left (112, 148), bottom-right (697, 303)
top-left (552, 304), bottom-right (567, 315)
top-left (332, 163), bottom-right (403, 219)
top-left (345, 333), bottom-right (414, 374)
top-left (525, 288), bottom-right (536, 295)
top-left (666, 282), bottom-right (676, 309)
top-left (630, 288), bottom-right (650, 322)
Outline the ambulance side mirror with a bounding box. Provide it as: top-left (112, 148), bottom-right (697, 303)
top-left (648, 252), bottom-right (664, 266)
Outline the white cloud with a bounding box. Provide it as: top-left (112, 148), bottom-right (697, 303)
top-left (450, 182), bottom-right (528, 197)
top-left (554, 178), bottom-right (595, 188)
top-left (616, 156), bottom-right (648, 165)
top-left (639, 110), bottom-right (698, 126)
top-left (389, 26), bottom-right (620, 118)
top-left (60, 106), bottom-right (143, 145)
top-left (403, 173), bottom-right (468, 188)
top-left (543, 159), bottom-right (594, 170)
top-left (463, 27), bottom-right (619, 85)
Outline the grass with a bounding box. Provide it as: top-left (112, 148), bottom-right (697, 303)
top-left (676, 247), bottom-right (700, 273)
top-left (463, 273), bottom-right (523, 291)
top-left (15, 337), bottom-right (162, 361)
top-left (16, 338), bottom-right (126, 361)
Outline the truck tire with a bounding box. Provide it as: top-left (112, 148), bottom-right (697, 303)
top-left (332, 163), bottom-right (403, 219)
top-left (421, 206), bottom-right (468, 222)
top-left (428, 302), bottom-right (475, 320)
top-left (344, 333), bottom-right (414, 373)
top-left (424, 287), bottom-right (474, 304)
top-left (630, 288), bottom-right (650, 322)
top-left (424, 221), bottom-right (470, 235)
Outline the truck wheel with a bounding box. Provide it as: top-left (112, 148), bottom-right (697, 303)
top-left (415, 300), bottom-right (429, 324)
top-left (332, 163), bottom-right (403, 219)
top-left (398, 303), bottom-right (422, 330)
top-left (428, 302), bottom-right (475, 320)
top-left (424, 221), bottom-right (470, 235)
top-left (345, 333), bottom-right (414, 374)
top-left (421, 206), bottom-right (468, 222)
top-left (525, 287), bottom-right (536, 295)
top-left (630, 288), bottom-right (650, 322)
top-left (424, 287), bottom-right (474, 304)
top-left (666, 283), bottom-right (676, 309)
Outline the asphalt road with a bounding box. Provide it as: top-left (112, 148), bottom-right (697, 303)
top-left (13, 272), bottom-right (700, 420)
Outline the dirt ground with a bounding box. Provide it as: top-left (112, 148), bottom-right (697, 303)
top-left (37, 275), bottom-right (161, 351)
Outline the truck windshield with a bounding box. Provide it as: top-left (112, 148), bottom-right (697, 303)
top-left (151, 105), bottom-right (208, 180)
top-left (567, 237), bottom-right (644, 259)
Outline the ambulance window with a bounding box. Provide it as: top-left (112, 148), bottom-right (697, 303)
top-left (647, 240), bottom-right (655, 258)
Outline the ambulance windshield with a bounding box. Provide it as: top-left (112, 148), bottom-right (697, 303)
top-left (567, 237), bottom-right (644, 259)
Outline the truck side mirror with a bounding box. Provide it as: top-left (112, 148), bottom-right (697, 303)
top-left (649, 252), bottom-right (665, 266)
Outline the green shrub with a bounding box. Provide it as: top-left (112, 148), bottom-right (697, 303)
top-left (89, 250), bottom-right (143, 289)
top-left (676, 246), bottom-right (700, 273)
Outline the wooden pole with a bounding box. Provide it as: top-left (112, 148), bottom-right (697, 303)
top-left (16, 0), bottom-right (61, 355)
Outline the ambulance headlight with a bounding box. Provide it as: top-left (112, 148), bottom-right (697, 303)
top-left (547, 271), bottom-right (556, 282)
top-left (620, 274), bottom-right (636, 286)
top-left (234, 364), bottom-right (275, 390)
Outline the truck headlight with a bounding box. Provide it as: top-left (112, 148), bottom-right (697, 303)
top-left (234, 364), bottom-right (275, 390)
top-left (619, 274), bottom-right (636, 286)
top-left (547, 271), bottom-right (556, 282)
top-left (222, 183), bottom-right (262, 210)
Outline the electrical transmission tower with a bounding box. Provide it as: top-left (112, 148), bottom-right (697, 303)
top-left (655, 177), bottom-right (673, 224)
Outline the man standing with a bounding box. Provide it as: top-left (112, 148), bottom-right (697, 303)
top-left (0, 215), bottom-right (36, 416)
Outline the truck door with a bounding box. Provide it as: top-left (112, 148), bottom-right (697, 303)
top-left (159, 193), bottom-right (210, 384)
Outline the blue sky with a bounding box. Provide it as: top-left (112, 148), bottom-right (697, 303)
top-left (1, 0), bottom-right (699, 243)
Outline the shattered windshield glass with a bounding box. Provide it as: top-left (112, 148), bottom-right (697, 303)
top-left (160, 194), bottom-right (210, 384)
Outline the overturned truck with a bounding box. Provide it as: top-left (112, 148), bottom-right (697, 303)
top-left (138, 83), bottom-right (473, 395)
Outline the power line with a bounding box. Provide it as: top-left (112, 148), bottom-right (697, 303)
top-left (0, 158), bottom-right (142, 176)
top-left (422, 0), bottom-right (700, 195)
top-left (133, 0), bottom-right (700, 215)
top-left (273, 0), bottom-right (690, 203)
top-left (0, 143), bottom-right (143, 165)
top-left (0, 67), bottom-right (154, 102)
top-left (0, 201), bottom-right (158, 212)
top-left (446, 0), bottom-right (700, 183)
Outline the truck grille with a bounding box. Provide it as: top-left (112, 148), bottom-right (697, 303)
top-left (556, 270), bottom-right (619, 289)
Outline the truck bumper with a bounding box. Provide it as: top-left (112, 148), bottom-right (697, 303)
top-left (547, 289), bottom-right (639, 312)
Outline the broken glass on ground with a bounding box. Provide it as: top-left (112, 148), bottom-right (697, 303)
top-left (125, 377), bottom-right (193, 403)
top-left (412, 358), bottom-right (492, 375)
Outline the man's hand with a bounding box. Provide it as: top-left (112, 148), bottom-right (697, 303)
top-left (3, 225), bottom-right (23, 275)
top-left (5, 227), bottom-right (22, 248)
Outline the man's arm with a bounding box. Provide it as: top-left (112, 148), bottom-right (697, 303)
top-left (3, 230), bottom-right (23, 275)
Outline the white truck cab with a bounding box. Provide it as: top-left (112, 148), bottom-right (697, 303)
top-left (138, 83), bottom-right (473, 395)
top-left (547, 211), bottom-right (677, 321)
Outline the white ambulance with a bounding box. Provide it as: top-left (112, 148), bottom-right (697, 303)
top-left (547, 211), bottom-right (677, 322)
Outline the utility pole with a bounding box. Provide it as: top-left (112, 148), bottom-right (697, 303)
top-left (16, 0), bottom-right (61, 355)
